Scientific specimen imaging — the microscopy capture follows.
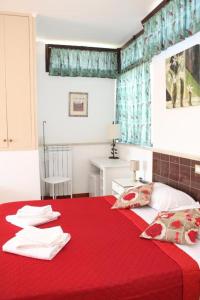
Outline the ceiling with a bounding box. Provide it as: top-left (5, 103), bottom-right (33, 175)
top-left (0, 0), bottom-right (162, 47)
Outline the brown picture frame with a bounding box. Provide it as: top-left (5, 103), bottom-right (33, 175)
top-left (69, 92), bottom-right (88, 117)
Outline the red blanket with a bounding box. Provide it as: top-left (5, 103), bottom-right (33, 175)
top-left (0, 196), bottom-right (199, 300)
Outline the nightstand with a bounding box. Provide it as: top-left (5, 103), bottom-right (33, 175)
top-left (112, 178), bottom-right (143, 198)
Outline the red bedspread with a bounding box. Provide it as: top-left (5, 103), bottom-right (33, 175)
top-left (0, 196), bottom-right (199, 300)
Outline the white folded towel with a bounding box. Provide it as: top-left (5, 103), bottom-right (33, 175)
top-left (16, 226), bottom-right (64, 248)
top-left (16, 205), bottom-right (52, 218)
top-left (6, 211), bottom-right (61, 228)
top-left (2, 232), bottom-right (71, 260)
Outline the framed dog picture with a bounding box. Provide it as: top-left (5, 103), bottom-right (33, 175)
top-left (69, 92), bottom-right (88, 117)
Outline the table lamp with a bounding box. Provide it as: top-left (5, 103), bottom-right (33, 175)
top-left (108, 123), bottom-right (120, 159)
top-left (130, 160), bottom-right (139, 182)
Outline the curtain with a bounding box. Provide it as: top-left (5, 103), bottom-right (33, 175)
top-left (117, 0), bottom-right (199, 147)
top-left (121, 0), bottom-right (200, 71)
top-left (116, 62), bottom-right (151, 146)
top-left (120, 35), bottom-right (145, 73)
top-left (185, 0), bottom-right (200, 35)
top-left (49, 48), bottom-right (118, 79)
top-left (143, 12), bottom-right (163, 61)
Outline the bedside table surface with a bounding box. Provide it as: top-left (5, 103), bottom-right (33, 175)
top-left (90, 158), bottom-right (129, 169)
top-left (112, 178), bottom-right (142, 188)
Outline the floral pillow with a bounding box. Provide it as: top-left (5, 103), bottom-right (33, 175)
top-left (140, 209), bottom-right (200, 245)
top-left (112, 183), bottom-right (154, 209)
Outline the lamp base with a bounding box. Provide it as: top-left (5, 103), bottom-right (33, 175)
top-left (109, 139), bottom-right (119, 160)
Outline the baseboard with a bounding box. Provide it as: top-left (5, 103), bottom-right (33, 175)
top-left (42, 193), bottom-right (89, 200)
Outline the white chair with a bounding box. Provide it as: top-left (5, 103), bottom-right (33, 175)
top-left (42, 145), bottom-right (73, 199)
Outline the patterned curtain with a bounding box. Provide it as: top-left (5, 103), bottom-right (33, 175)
top-left (185, 0), bottom-right (200, 35)
top-left (117, 0), bottom-right (199, 146)
top-left (116, 62), bottom-right (151, 147)
top-left (143, 12), bottom-right (163, 61)
top-left (160, 0), bottom-right (186, 49)
top-left (120, 35), bottom-right (145, 73)
top-left (49, 48), bottom-right (118, 79)
top-left (121, 0), bottom-right (200, 72)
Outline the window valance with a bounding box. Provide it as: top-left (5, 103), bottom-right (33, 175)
top-left (49, 47), bottom-right (118, 79)
top-left (121, 0), bottom-right (200, 72)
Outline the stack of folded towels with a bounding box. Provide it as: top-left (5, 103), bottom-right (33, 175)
top-left (6, 205), bottom-right (61, 228)
top-left (3, 205), bottom-right (71, 260)
top-left (2, 225), bottom-right (71, 260)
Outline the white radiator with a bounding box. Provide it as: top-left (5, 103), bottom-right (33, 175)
top-left (40, 145), bottom-right (72, 197)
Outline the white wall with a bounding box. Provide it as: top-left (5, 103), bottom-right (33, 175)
top-left (37, 42), bottom-right (115, 194)
top-left (0, 151), bottom-right (41, 203)
top-left (118, 144), bottom-right (153, 182)
top-left (37, 42), bottom-right (115, 144)
top-left (151, 31), bottom-right (200, 158)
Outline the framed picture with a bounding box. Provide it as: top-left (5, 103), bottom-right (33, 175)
top-left (69, 92), bottom-right (88, 117)
top-left (166, 44), bottom-right (200, 109)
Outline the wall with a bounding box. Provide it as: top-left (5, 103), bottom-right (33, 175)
top-left (151, 31), bottom-right (200, 158)
top-left (0, 151), bottom-right (41, 203)
top-left (37, 42), bottom-right (115, 144)
top-left (118, 144), bottom-right (153, 182)
top-left (37, 42), bottom-right (115, 194)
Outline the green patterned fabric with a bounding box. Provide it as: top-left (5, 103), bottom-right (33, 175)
top-left (160, 0), bottom-right (186, 49)
top-left (121, 0), bottom-right (200, 71)
top-left (185, 0), bottom-right (200, 35)
top-left (117, 0), bottom-right (199, 146)
top-left (121, 35), bottom-right (145, 73)
top-left (143, 11), bottom-right (163, 61)
top-left (49, 48), bottom-right (118, 79)
top-left (116, 62), bottom-right (151, 146)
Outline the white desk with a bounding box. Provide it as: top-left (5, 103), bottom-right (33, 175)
top-left (90, 158), bottom-right (131, 196)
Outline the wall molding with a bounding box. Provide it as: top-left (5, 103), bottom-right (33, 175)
top-left (118, 143), bottom-right (153, 152)
top-left (39, 142), bottom-right (110, 147)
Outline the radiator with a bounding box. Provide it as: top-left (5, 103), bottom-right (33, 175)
top-left (40, 145), bottom-right (72, 197)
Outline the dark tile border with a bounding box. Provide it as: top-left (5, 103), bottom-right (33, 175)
top-left (153, 152), bottom-right (200, 203)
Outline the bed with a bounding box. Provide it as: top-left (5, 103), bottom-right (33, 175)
top-left (0, 151), bottom-right (200, 300)
top-left (0, 195), bottom-right (199, 300)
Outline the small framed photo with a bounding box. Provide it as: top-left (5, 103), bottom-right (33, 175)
top-left (69, 92), bottom-right (88, 117)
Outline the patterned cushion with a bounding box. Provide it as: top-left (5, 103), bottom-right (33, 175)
top-left (140, 209), bottom-right (200, 245)
top-left (112, 183), bottom-right (154, 209)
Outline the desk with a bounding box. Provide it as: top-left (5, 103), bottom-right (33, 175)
top-left (90, 158), bottom-right (131, 196)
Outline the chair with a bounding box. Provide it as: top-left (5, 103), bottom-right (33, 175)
top-left (42, 145), bottom-right (72, 199)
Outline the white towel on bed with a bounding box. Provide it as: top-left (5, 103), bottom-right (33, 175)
top-left (2, 227), bottom-right (71, 260)
top-left (15, 226), bottom-right (64, 248)
top-left (6, 211), bottom-right (61, 228)
top-left (16, 205), bottom-right (53, 218)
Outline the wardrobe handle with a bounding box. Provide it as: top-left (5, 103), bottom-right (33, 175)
top-left (3, 139), bottom-right (7, 142)
top-left (9, 139), bottom-right (13, 142)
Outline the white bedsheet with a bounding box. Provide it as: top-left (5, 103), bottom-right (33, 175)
top-left (131, 206), bottom-right (200, 268)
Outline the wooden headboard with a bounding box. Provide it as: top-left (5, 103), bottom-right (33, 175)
top-left (153, 152), bottom-right (200, 203)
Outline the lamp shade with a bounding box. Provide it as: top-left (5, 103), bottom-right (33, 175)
top-left (130, 160), bottom-right (140, 171)
top-left (108, 124), bottom-right (120, 140)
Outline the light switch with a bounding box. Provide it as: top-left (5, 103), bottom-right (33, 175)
top-left (195, 164), bottom-right (200, 174)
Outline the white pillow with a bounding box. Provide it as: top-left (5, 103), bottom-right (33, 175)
top-left (149, 182), bottom-right (196, 211)
top-left (172, 204), bottom-right (200, 211)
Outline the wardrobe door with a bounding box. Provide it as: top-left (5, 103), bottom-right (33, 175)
top-left (4, 14), bottom-right (35, 150)
top-left (0, 15), bottom-right (8, 149)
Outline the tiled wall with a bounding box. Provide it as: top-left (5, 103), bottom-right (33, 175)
top-left (153, 152), bottom-right (200, 203)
